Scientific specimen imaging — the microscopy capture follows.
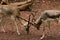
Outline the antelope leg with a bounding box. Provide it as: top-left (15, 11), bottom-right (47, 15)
top-left (0, 19), bottom-right (5, 32)
top-left (40, 21), bottom-right (46, 40)
top-left (1, 25), bottom-right (5, 32)
top-left (40, 26), bottom-right (45, 40)
top-left (11, 16), bottom-right (20, 35)
top-left (47, 20), bottom-right (51, 30)
top-left (40, 32), bottom-right (45, 40)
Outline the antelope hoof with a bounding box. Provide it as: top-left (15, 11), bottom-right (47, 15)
top-left (3, 30), bottom-right (6, 33)
top-left (2, 29), bottom-right (6, 33)
top-left (40, 35), bottom-right (45, 40)
top-left (18, 33), bottom-right (20, 35)
top-left (17, 31), bottom-right (20, 35)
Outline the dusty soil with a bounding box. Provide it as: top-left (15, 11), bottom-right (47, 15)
top-left (0, 0), bottom-right (60, 40)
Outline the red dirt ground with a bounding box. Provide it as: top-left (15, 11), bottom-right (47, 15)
top-left (0, 0), bottom-right (60, 40)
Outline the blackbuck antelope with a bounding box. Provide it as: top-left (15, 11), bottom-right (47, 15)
top-left (34, 10), bottom-right (60, 30)
top-left (0, 5), bottom-right (21, 35)
top-left (0, 0), bottom-right (32, 35)
top-left (34, 10), bottom-right (60, 39)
